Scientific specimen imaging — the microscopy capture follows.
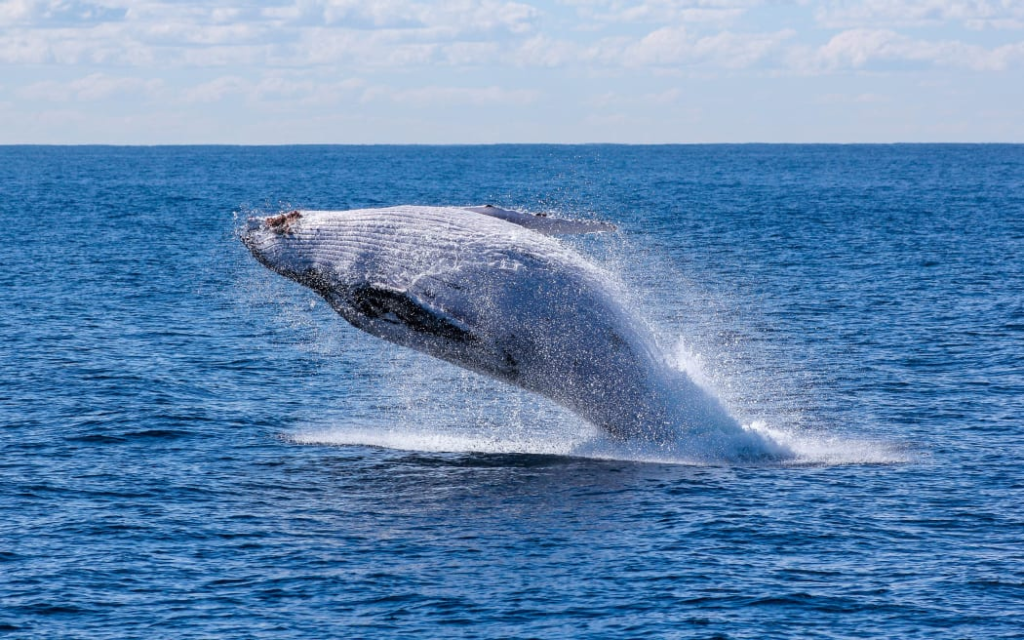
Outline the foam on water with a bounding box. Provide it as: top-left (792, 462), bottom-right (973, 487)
top-left (290, 422), bottom-right (593, 457)
top-left (288, 417), bottom-right (908, 466)
top-left (660, 334), bottom-right (909, 466)
top-left (746, 421), bottom-right (912, 466)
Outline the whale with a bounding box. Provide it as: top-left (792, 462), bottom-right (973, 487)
top-left (242, 204), bottom-right (782, 458)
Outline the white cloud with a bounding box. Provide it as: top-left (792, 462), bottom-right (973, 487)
top-left (816, 0), bottom-right (1024, 30)
top-left (1, 1), bottom-right (1021, 75)
top-left (0, 0), bottom-right (540, 68)
top-left (559, 0), bottom-right (759, 26)
top-left (515, 34), bottom-right (583, 67)
top-left (583, 112), bottom-right (629, 127)
top-left (285, 28), bottom-right (438, 67)
top-left (0, 0), bottom-right (33, 24)
top-left (137, 22), bottom-right (267, 46)
top-left (17, 72), bottom-right (162, 101)
top-left (1, 0), bottom-right (1022, 74)
top-left (648, 87), bottom-right (683, 104)
top-left (620, 25), bottom-right (794, 68)
top-left (508, 24), bottom-right (794, 71)
top-left (0, 0), bottom-right (126, 26)
top-left (804, 28), bottom-right (1024, 71)
top-left (439, 40), bottom-right (502, 65)
top-left (179, 74), bottom-right (365, 105)
top-left (360, 84), bottom-right (539, 106)
top-left (179, 75), bottom-right (247, 103)
top-left (589, 87), bottom-right (683, 107)
top-left (2, 0), bottom-right (1024, 142)
top-left (815, 91), bottom-right (889, 104)
top-left (265, 0), bottom-right (541, 34)
top-left (0, 23), bottom-right (156, 65)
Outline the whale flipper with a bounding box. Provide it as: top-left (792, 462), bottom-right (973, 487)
top-left (463, 205), bottom-right (616, 235)
top-left (347, 284), bottom-right (476, 344)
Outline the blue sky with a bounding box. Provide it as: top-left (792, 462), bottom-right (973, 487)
top-left (2, 0), bottom-right (1022, 143)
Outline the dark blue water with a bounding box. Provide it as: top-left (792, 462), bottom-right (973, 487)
top-left (2, 145), bottom-right (1022, 638)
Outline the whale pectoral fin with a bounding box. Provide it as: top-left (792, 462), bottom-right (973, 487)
top-left (350, 284), bottom-right (476, 344)
top-left (463, 205), bottom-right (617, 235)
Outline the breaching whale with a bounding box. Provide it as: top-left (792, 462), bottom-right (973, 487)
top-left (242, 204), bottom-right (782, 459)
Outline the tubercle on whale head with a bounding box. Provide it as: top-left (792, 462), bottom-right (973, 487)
top-left (264, 210), bottom-right (303, 234)
top-left (240, 210), bottom-right (302, 243)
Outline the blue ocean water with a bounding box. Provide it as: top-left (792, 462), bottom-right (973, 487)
top-left (1, 145), bottom-right (1022, 638)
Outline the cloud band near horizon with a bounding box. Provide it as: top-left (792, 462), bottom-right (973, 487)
top-left (2, 0), bottom-right (1023, 143)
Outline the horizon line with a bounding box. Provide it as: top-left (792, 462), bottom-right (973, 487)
top-left (2, 141), bottom-right (1023, 147)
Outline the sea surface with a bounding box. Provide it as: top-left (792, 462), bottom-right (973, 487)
top-left (1, 145), bottom-right (1022, 639)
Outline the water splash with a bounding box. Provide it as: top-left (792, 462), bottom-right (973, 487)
top-left (288, 418), bottom-right (908, 467)
top-left (287, 337), bottom-right (906, 467)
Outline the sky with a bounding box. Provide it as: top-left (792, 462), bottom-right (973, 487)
top-left (1, 0), bottom-right (1023, 143)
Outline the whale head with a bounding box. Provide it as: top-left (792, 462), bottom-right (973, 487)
top-left (241, 208), bottom-right (487, 353)
top-left (241, 210), bottom-right (337, 294)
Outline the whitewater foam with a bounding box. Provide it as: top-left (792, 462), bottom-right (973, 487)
top-left (287, 418), bottom-right (908, 466)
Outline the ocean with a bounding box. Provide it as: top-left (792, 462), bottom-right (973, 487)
top-left (1, 145), bottom-right (1022, 638)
